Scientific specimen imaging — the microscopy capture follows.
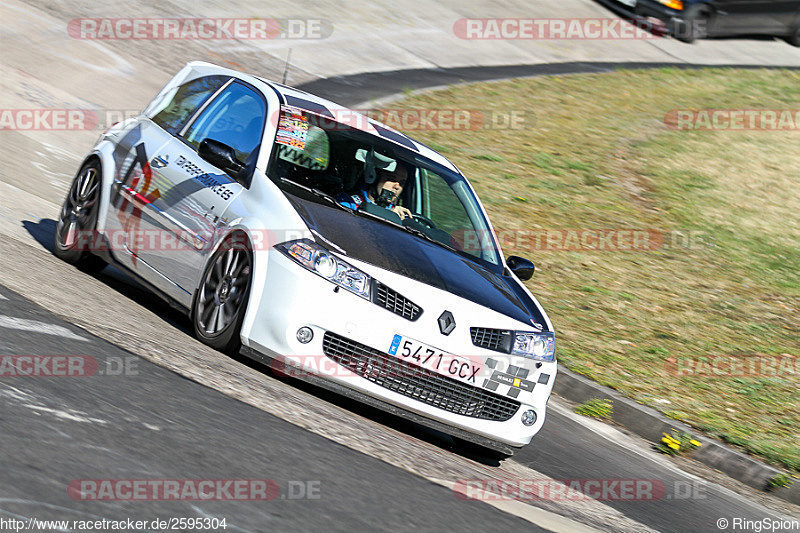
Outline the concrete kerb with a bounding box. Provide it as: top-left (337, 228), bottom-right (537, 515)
top-left (554, 365), bottom-right (800, 505)
top-left (297, 61), bottom-right (800, 507)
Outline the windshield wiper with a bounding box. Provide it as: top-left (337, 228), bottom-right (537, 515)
top-left (398, 223), bottom-right (460, 254)
top-left (279, 178), bottom-right (353, 212)
top-left (352, 206), bottom-right (461, 254)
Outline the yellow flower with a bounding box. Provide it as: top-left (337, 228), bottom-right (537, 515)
top-left (667, 442), bottom-right (680, 450)
top-left (690, 439), bottom-right (702, 447)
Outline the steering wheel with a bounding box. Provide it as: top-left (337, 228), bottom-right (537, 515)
top-left (411, 213), bottom-right (437, 229)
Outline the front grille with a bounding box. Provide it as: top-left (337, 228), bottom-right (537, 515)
top-left (322, 331), bottom-right (519, 421)
top-left (373, 281), bottom-right (422, 321)
top-left (471, 327), bottom-right (513, 353)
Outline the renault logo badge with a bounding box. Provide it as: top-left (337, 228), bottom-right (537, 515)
top-left (438, 311), bottom-right (455, 335)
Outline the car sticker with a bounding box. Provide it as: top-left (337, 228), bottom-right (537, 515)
top-left (481, 356), bottom-right (546, 399)
top-left (276, 105), bottom-right (308, 149)
top-left (115, 141), bottom-right (162, 263)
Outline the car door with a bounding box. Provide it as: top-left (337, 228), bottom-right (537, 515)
top-left (105, 75), bottom-right (231, 299)
top-left (132, 80), bottom-right (268, 295)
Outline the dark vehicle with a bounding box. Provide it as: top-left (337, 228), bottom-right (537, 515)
top-left (606, 0), bottom-right (800, 44)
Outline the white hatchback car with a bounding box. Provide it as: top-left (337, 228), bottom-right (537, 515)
top-left (55, 61), bottom-right (556, 454)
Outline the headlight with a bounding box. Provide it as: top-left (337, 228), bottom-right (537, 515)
top-left (277, 239), bottom-right (371, 299)
top-left (512, 331), bottom-right (555, 362)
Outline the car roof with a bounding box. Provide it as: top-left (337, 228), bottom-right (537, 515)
top-left (181, 61), bottom-right (459, 173)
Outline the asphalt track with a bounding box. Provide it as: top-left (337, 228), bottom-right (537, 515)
top-left (296, 61), bottom-right (800, 108)
top-left (1, 272), bottom-right (797, 532)
top-left (0, 286), bottom-right (549, 532)
top-left (2, 16), bottom-right (800, 533)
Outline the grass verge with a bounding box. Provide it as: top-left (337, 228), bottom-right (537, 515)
top-left (574, 398), bottom-right (614, 420)
top-left (390, 68), bottom-right (800, 471)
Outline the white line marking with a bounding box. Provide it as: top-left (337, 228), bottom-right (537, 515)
top-left (0, 293), bottom-right (7, 300)
top-left (23, 404), bottom-right (109, 425)
top-left (0, 315), bottom-right (89, 342)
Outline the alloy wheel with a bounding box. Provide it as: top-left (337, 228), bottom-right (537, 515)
top-left (196, 246), bottom-right (252, 336)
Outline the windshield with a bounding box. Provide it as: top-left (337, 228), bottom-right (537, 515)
top-left (266, 105), bottom-right (501, 267)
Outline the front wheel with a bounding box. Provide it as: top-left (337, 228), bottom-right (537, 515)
top-left (53, 160), bottom-right (107, 273)
top-left (192, 235), bottom-right (253, 355)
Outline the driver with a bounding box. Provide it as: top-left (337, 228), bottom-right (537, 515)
top-left (338, 154), bottom-right (413, 220)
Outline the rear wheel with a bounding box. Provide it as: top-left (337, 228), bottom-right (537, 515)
top-left (673, 5), bottom-right (710, 43)
top-left (53, 160), bottom-right (106, 273)
top-left (192, 235), bottom-right (253, 354)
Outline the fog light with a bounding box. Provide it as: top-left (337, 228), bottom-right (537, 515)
top-left (296, 327), bottom-right (314, 344)
top-left (521, 409), bottom-right (537, 427)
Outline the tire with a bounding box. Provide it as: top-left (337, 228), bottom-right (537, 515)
top-left (673, 5), bottom-right (710, 43)
top-left (192, 234), bottom-right (253, 355)
top-left (53, 159), bottom-right (107, 273)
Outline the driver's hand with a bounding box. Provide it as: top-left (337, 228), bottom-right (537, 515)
top-left (392, 206), bottom-right (413, 220)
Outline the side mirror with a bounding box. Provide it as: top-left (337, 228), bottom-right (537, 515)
top-left (198, 138), bottom-right (247, 181)
top-left (506, 255), bottom-right (535, 280)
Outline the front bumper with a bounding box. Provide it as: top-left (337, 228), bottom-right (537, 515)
top-left (240, 248), bottom-right (556, 448)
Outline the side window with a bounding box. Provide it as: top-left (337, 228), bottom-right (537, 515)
top-left (151, 75), bottom-right (229, 135)
top-left (183, 82), bottom-right (267, 164)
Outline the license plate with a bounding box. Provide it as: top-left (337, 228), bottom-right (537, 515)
top-left (388, 334), bottom-right (483, 385)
